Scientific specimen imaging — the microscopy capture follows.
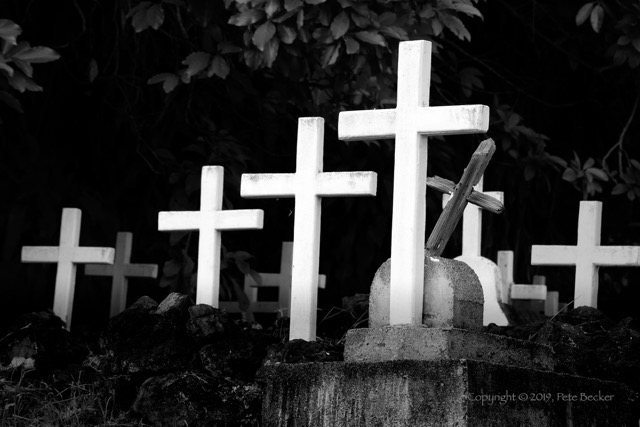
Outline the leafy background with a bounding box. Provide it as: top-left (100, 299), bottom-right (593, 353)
top-left (1, 0), bottom-right (639, 329)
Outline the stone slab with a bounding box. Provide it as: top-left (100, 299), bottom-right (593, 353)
top-left (344, 326), bottom-right (555, 372)
top-left (261, 359), bottom-right (633, 427)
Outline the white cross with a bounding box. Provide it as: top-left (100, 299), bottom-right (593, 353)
top-left (531, 201), bottom-right (640, 308)
top-left (221, 242), bottom-right (326, 315)
top-left (338, 40), bottom-right (489, 326)
top-left (242, 117), bottom-right (377, 340)
top-left (158, 166), bottom-right (264, 307)
top-left (442, 176), bottom-right (504, 257)
top-left (84, 232), bottom-right (158, 317)
top-left (21, 208), bottom-right (115, 327)
top-left (498, 250), bottom-right (548, 302)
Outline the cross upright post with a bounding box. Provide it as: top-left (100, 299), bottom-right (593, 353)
top-left (339, 40), bottom-right (489, 326)
top-left (531, 201), bottom-right (640, 307)
top-left (85, 232), bottom-right (158, 317)
top-left (242, 117), bottom-right (377, 341)
top-left (21, 208), bottom-right (115, 327)
top-left (158, 166), bottom-right (264, 307)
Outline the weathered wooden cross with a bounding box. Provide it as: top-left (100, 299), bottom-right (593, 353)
top-left (339, 40), bottom-right (489, 326)
top-left (441, 176), bottom-right (504, 257)
top-left (84, 232), bottom-right (158, 317)
top-left (241, 117), bottom-right (377, 341)
top-left (424, 139), bottom-right (503, 257)
top-left (21, 208), bottom-right (115, 328)
top-left (221, 241), bottom-right (326, 316)
top-left (158, 166), bottom-right (264, 307)
top-left (531, 201), bottom-right (640, 308)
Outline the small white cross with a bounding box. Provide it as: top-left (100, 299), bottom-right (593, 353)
top-left (221, 242), bottom-right (326, 315)
top-left (531, 201), bottom-right (640, 308)
top-left (158, 166), bottom-right (264, 307)
top-left (242, 117), bottom-right (377, 341)
top-left (442, 176), bottom-right (504, 257)
top-left (498, 250), bottom-right (548, 302)
top-left (338, 40), bottom-right (489, 326)
top-left (21, 208), bottom-right (115, 327)
top-left (85, 232), bottom-right (158, 317)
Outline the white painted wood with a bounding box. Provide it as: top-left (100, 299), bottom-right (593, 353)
top-left (158, 166), bottom-right (264, 307)
top-left (496, 250), bottom-right (513, 304)
top-left (21, 208), bottom-right (115, 328)
top-left (455, 255), bottom-right (508, 325)
top-left (221, 242), bottom-right (326, 315)
top-left (84, 232), bottom-right (158, 317)
top-left (338, 40), bottom-right (489, 326)
top-left (531, 201), bottom-right (640, 308)
top-left (545, 291), bottom-right (559, 316)
top-left (242, 117), bottom-right (377, 341)
top-left (511, 284), bottom-right (547, 300)
top-left (442, 176), bottom-right (504, 257)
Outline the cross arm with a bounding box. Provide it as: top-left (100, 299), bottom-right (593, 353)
top-left (316, 172), bottom-right (378, 196)
top-left (215, 210), bottom-right (264, 230)
top-left (71, 248), bottom-right (115, 264)
top-left (531, 245), bottom-right (577, 265)
top-left (158, 211), bottom-right (202, 231)
top-left (241, 174), bottom-right (297, 198)
top-left (427, 176), bottom-right (504, 214)
top-left (592, 246), bottom-right (640, 266)
top-left (22, 247), bottom-right (60, 263)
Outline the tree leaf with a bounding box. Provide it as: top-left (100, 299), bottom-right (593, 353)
top-left (11, 58), bottom-right (32, 77)
top-left (562, 168), bottom-right (578, 182)
top-left (586, 167), bottom-right (608, 181)
top-left (88, 58), bottom-right (98, 82)
top-left (354, 31), bottom-right (386, 47)
top-left (330, 11), bottom-right (350, 39)
top-left (0, 19), bottom-right (22, 45)
top-left (380, 25), bottom-right (408, 41)
top-left (321, 43), bottom-right (340, 67)
top-left (148, 72), bottom-right (180, 92)
top-left (262, 37), bottom-right (280, 67)
top-left (146, 4), bottom-right (165, 30)
top-left (284, 0), bottom-right (303, 12)
top-left (252, 21), bottom-right (276, 51)
top-left (630, 159), bottom-right (640, 170)
top-left (228, 9), bottom-right (265, 26)
top-left (440, 14), bottom-right (471, 41)
top-left (590, 4), bottom-right (604, 33)
top-left (305, 0), bottom-right (325, 3)
top-left (449, 2), bottom-right (483, 20)
top-left (0, 58), bottom-right (13, 77)
top-left (524, 164), bottom-right (536, 181)
top-left (583, 157), bottom-right (595, 169)
top-left (208, 55), bottom-right (230, 78)
top-left (0, 90), bottom-right (23, 112)
top-left (7, 71), bottom-right (42, 92)
top-left (132, 8), bottom-right (150, 32)
top-left (312, 27), bottom-right (333, 44)
top-left (611, 183), bottom-right (628, 195)
top-left (344, 36), bottom-right (359, 54)
top-left (576, 2), bottom-right (594, 26)
top-left (182, 51), bottom-right (211, 76)
top-left (265, 0), bottom-right (280, 17)
top-left (12, 46), bottom-right (60, 63)
top-left (278, 25), bottom-right (297, 44)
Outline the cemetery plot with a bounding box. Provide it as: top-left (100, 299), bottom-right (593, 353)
top-left (85, 232), bottom-right (158, 317)
top-left (242, 117), bottom-right (377, 341)
top-left (158, 166), bottom-right (264, 308)
top-left (21, 208), bottom-right (115, 327)
top-left (531, 201), bottom-right (640, 308)
top-left (339, 40), bottom-right (489, 326)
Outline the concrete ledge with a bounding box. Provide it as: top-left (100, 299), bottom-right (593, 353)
top-left (344, 326), bottom-right (555, 371)
top-left (262, 360), bottom-right (632, 427)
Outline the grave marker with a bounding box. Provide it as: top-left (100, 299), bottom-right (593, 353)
top-left (85, 232), bottom-right (158, 317)
top-left (158, 166), bottom-right (264, 307)
top-left (221, 241), bottom-right (326, 316)
top-left (21, 208), bottom-right (115, 327)
top-left (498, 250), bottom-right (548, 315)
top-left (531, 201), bottom-right (640, 307)
top-left (242, 117), bottom-right (377, 341)
top-left (339, 40), bottom-right (489, 326)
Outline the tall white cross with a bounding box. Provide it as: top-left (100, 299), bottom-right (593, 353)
top-left (442, 176), bottom-right (504, 257)
top-left (158, 166), bottom-right (264, 307)
top-left (221, 242), bottom-right (326, 315)
top-left (85, 232), bottom-right (158, 317)
top-left (531, 201), bottom-right (640, 307)
top-left (21, 208), bottom-right (115, 327)
top-left (242, 117), bottom-right (377, 341)
top-left (339, 40), bottom-right (489, 325)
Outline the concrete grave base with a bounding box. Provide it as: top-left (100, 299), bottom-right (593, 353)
top-left (261, 359), bottom-right (632, 427)
top-left (345, 326), bottom-right (555, 371)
